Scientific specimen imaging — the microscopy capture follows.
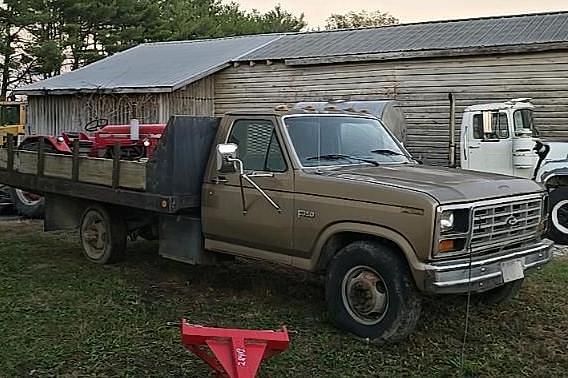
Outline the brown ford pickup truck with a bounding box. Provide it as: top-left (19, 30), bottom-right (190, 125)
top-left (0, 103), bottom-right (553, 342)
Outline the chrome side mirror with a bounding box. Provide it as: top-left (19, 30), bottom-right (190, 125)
top-left (216, 143), bottom-right (238, 173)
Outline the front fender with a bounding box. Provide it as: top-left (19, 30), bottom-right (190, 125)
top-left (310, 222), bottom-right (425, 286)
top-left (538, 160), bottom-right (568, 186)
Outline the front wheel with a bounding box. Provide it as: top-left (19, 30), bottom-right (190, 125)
top-left (80, 205), bottom-right (127, 264)
top-left (325, 241), bottom-right (422, 343)
top-left (548, 187), bottom-right (568, 244)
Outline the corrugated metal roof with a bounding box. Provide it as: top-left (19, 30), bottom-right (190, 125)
top-left (241, 12), bottom-right (568, 62)
top-left (16, 34), bottom-right (283, 95)
top-left (16, 11), bottom-right (568, 95)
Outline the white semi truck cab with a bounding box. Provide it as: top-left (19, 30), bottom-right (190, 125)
top-left (460, 98), bottom-right (543, 178)
top-left (459, 98), bottom-right (568, 243)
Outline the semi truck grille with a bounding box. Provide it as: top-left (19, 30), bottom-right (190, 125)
top-left (470, 196), bottom-right (543, 250)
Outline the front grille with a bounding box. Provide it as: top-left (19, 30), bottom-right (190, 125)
top-left (470, 196), bottom-right (543, 250)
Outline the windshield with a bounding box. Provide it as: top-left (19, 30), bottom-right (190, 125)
top-left (513, 109), bottom-right (535, 135)
top-left (283, 115), bottom-right (411, 167)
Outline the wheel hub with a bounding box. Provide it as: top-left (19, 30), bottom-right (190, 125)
top-left (342, 266), bottom-right (388, 325)
top-left (82, 213), bottom-right (108, 259)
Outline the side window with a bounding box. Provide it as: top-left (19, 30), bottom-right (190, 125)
top-left (472, 112), bottom-right (509, 140)
top-left (228, 119), bottom-right (287, 172)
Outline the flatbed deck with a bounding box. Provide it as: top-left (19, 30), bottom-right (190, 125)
top-left (0, 148), bottom-right (199, 214)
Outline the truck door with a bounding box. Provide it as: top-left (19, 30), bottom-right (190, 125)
top-left (202, 116), bottom-right (295, 258)
top-left (464, 111), bottom-right (513, 176)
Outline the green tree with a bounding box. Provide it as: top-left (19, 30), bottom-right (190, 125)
top-left (25, 0), bottom-right (66, 79)
top-left (159, 0), bottom-right (305, 40)
top-left (0, 0), bottom-right (37, 99)
top-left (325, 10), bottom-right (399, 30)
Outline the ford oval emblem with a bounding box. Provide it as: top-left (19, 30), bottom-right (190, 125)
top-left (506, 216), bottom-right (519, 226)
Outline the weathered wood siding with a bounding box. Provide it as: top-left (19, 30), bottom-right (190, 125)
top-left (27, 76), bottom-right (215, 135)
top-left (214, 51), bottom-right (568, 165)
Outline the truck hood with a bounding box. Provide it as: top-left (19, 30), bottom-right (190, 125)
top-left (313, 164), bottom-right (544, 204)
top-left (544, 141), bottom-right (568, 161)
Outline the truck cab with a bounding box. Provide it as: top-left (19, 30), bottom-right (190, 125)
top-left (460, 98), bottom-right (539, 178)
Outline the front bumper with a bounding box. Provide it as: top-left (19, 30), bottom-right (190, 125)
top-left (422, 239), bottom-right (554, 294)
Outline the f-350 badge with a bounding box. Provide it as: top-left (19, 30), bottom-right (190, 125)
top-left (297, 209), bottom-right (316, 219)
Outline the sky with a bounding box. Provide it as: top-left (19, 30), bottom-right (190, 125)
top-left (233, 0), bottom-right (567, 27)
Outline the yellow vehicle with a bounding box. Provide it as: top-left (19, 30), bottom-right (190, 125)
top-left (0, 101), bottom-right (43, 217)
top-left (0, 101), bottom-right (26, 146)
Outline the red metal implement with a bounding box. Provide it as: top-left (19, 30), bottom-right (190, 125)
top-left (180, 320), bottom-right (290, 378)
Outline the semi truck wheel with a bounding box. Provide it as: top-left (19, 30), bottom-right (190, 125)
top-left (548, 187), bottom-right (568, 244)
top-left (11, 188), bottom-right (45, 218)
top-left (80, 205), bottom-right (127, 264)
top-left (325, 240), bottom-right (422, 343)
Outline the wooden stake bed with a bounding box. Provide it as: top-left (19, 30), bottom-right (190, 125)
top-left (0, 116), bottom-right (220, 214)
top-left (0, 148), bottom-right (200, 213)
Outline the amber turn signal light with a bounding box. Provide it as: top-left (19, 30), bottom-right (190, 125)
top-left (438, 239), bottom-right (456, 253)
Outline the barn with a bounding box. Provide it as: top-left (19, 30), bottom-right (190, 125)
top-left (15, 11), bottom-right (568, 165)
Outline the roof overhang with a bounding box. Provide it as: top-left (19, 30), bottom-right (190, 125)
top-left (280, 41), bottom-right (568, 66)
top-left (15, 62), bottom-right (231, 96)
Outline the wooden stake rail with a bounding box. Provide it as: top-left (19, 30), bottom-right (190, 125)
top-left (0, 135), bottom-right (199, 214)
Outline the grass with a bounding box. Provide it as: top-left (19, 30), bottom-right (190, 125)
top-left (0, 220), bottom-right (567, 377)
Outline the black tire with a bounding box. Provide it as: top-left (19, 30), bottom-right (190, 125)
top-left (474, 279), bottom-right (524, 305)
top-left (79, 205), bottom-right (127, 264)
top-left (325, 240), bottom-right (422, 343)
top-left (138, 224), bottom-right (159, 241)
top-left (10, 188), bottom-right (44, 218)
top-left (548, 186), bottom-right (568, 244)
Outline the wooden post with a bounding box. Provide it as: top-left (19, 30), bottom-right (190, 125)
top-left (72, 139), bottom-right (80, 181)
top-left (112, 143), bottom-right (121, 189)
top-left (37, 137), bottom-right (45, 177)
top-left (6, 134), bottom-right (14, 171)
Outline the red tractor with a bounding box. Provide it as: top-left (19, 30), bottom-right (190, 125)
top-left (19, 119), bottom-right (166, 160)
top-left (11, 119), bottom-right (166, 218)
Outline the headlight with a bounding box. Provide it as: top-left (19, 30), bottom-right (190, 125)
top-left (440, 211), bottom-right (455, 232)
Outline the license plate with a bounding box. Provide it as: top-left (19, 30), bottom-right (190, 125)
top-left (501, 259), bottom-right (525, 283)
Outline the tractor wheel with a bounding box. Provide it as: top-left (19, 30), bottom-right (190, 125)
top-left (548, 186), bottom-right (568, 244)
top-left (11, 188), bottom-right (45, 218)
top-left (79, 205), bottom-right (127, 264)
top-left (325, 240), bottom-right (422, 343)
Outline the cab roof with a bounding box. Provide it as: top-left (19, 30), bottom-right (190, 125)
top-left (464, 98), bottom-right (534, 112)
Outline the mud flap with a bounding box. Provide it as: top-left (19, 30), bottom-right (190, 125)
top-left (159, 215), bottom-right (216, 265)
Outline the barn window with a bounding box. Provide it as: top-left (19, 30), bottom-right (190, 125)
top-left (228, 119), bottom-right (287, 172)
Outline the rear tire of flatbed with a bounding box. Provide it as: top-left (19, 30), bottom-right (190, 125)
top-left (80, 205), bottom-right (127, 264)
top-left (325, 240), bottom-right (422, 344)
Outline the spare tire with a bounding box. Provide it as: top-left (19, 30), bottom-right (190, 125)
top-left (10, 188), bottom-right (44, 218)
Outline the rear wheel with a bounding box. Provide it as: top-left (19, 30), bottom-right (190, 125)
top-left (548, 187), bottom-right (568, 244)
top-left (80, 205), bottom-right (127, 264)
top-left (11, 188), bottom-right (44, 218)
top-left (325, 240), bottom-right (422, 343)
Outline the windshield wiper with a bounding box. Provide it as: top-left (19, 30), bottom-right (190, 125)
top-left (370, 149), bottom-right (406, 157)
top-left (306, 154), bottom-right (380, 166)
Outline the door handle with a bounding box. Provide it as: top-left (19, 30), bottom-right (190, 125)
top-left (212, 176), bottom-right (228, 184)
top-left (468, 145), bottom-right (480, 149)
